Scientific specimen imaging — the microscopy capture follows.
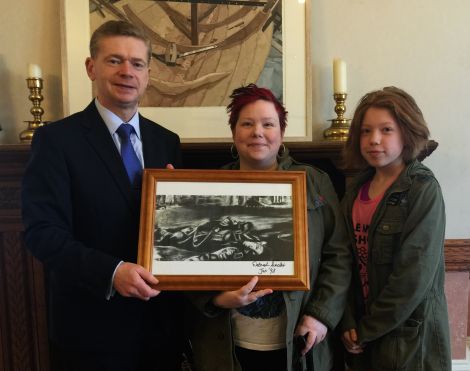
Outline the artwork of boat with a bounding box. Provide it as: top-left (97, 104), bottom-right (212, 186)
top-left (90, 0), bottom-right (283, 107)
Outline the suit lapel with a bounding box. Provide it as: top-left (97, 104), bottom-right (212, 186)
top-left (81, 102), bottom-right (138, 213)
top-left (140, 116), bottom-right (167, 169)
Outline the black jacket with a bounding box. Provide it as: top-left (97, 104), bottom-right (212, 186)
top-left (21, 101), bottom-right (183, 352)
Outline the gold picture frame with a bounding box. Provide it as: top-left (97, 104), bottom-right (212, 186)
top-left (137, 169), bottom-right (309, 290)
top-left (60, 0), bottom-right (312, 142)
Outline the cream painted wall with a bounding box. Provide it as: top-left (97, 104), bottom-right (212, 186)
top-left (0, 0), bottom-right (468, 237)
top-left (309, 0), bottom-right (470, 237)
top-left (0, 0), bottom-right (62, 143)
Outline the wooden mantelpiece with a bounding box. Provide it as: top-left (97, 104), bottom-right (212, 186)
top-left (1, 140), bottom-right (466, 371)
top-left (181, 141), bottom-right (351, 197)
top-left (444, 239), bottom-right (470, 272)
top-left (181, 139), bottom-right (438, 198)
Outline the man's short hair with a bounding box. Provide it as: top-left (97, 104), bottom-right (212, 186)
top-left (89, 20), bottom-right (152, 63)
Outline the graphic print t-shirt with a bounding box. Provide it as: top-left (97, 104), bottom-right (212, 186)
top-left (352, 181), bottom-right (384, 302)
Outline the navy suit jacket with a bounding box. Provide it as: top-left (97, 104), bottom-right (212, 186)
top-left (22, 102), bottom-right (183, 352)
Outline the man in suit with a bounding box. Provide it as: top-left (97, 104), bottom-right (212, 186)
top-left (21, 20), bottom-right (183, 371)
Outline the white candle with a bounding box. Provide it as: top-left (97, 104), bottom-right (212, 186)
top-left (28, 63), bottom-right (42, 79)
top-left (333, 59), bottom-right (347, 94)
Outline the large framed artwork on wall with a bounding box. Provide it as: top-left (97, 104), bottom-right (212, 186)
top-left (60, 0), bottom-right (312, 142)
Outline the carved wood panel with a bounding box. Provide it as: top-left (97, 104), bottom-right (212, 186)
top-left (0, 145), bottom-right (49, 371)
top-left (0, 230), bottom-right (49, 371)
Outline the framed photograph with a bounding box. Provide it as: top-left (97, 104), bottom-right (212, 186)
top-left (137, 169), bottom-right (309, 290)
top-left (60, 0), bottom-right (312, 142)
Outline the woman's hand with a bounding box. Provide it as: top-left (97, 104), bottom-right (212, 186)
top-left (342, 329), bottom-right (363, 354)
top-left (212, 276), bottom-right (273, 309)
top-left (294, 315), bottom-right (328, 354)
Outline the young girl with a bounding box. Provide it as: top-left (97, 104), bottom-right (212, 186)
top-left (340, 87), bottom-right (451, 370)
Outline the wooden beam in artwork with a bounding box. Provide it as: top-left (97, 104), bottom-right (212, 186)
top-left (191, 3), bottom-right (199, 45)
top-left (152, 1), bottom-right (268, 7)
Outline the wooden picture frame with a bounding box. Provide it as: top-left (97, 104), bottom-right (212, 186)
top-left (137, 169), bottom-right (309, 290)
top-left (60, 0), bottom-right (312, 142)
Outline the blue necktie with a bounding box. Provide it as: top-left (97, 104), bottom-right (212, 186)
top-left (116, 124), bottom-right (142, 186)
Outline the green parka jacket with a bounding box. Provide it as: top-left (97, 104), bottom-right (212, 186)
top-left (185, 152), bottom-right (351, 371)
top-left (340, 160), bottom-right (451, 371)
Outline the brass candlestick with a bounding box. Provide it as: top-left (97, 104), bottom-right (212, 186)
top-left (323, 93), bottom-right (351, 141)
top-left (19, 78), bottom-right (48, 143)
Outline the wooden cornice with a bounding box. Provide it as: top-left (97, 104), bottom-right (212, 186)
top-left (445, 239), bottom-right (470, 272)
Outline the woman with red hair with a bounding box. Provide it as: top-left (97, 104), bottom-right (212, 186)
top-left (186, 84), bottom-right (351, 371)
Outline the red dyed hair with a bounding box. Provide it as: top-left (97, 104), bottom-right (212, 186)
top-left (227, 84), bottom-right (288, 132)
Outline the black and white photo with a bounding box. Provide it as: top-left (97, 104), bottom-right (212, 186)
top-left (137, 169), bottom-right (309, 290)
